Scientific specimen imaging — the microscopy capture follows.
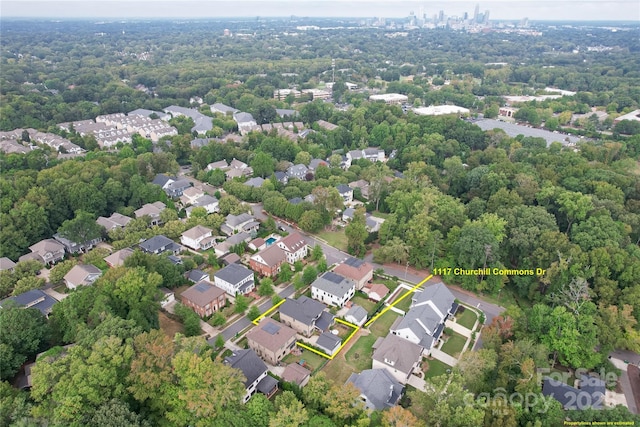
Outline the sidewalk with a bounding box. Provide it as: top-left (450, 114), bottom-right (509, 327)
top-left (429, 348), bottom-right (458, 367)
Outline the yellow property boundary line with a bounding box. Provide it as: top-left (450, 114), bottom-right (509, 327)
top-left (250, 273), bottom-right (433, 360)
top-left (364, 274), bottom-right (433, 327)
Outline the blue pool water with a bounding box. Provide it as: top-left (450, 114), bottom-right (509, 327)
top-left (266, 237), bottom-right (277, 246)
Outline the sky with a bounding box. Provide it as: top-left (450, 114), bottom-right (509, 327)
top-left (2, 0), bottom-right (639, 21)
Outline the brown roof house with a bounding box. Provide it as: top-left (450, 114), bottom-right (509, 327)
top-left (64, 264), bottom-right (102, 290)
top-left (180, 280), bottom-right (226, 318)
top-left (364, 283), bottom-right (389, 302)
top-left (180, 225), bottom-right (215, 251)
top-left (134, 201), bottom-right (166, 226)
top-left (249, 245), bottom-right (286, 277)
top-left (282, 363), bottom-right (311, 387)
top-left (333, 257), bottom-right (373, 290)
top-left (246, 318), bottom-right (297, 364)
top-left (276, 232), bottom-right (308, 264)
top-left (19, 239), bottom-right (65, 266)
top-left (104, 248), bottom-right (134, 268)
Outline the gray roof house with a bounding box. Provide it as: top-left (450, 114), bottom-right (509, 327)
top-left (164, 105), bottom-right (213, 135)
top-left (53, 233), bottom-right (101, 255)
top-left (309, 158), bottom-right (328, 171)
top-left (344, 304), bottom-right (368, 326)
top-left (211, 103), bottom-right (239, 115)
top-left (96, 212), bottom-right (132, 231)
top-left (213, 263), bottom-right (255, 296)
top-left (139, 235), bottom-right (182, 255)
top-left (164, 178), bottom-right (192, 198)
top-left (542, 374), bottom-right (606, 410)
top-left (347, 369), bottom-right (404, 411)
top-left (390, 282), bottom-right (457, 352)
top-left (245, 177), bottom-right (265, 188)
top-left (0, 257), bottom-right (17, 272)
top-left (311, 271), bottom-right (356, 308)
top-left (279, 296), bottom-right (333, 337)
top-left (316, 332), bottom-right (342, 356)
top-left (186, 269), bottom-right (210, 283)
top-left (336, 184), bottom-right (353, 203)
top-left (286, 164), bottom-right (309, 180)
top-left (225, 349), bottom-right (277, 402)
top-left (273, 171), bottom-right (288, 184)
top-left (18, 239), bottom-right (65, 266)
top-left (134, 201), bottom-right (166, 226)
top-left (372, 334), bottom-right (423, 384)
top-left (0, 289), bottom-right (58, 318)
top-left (220, 213), bottom-right (259, 237)
top-left (64, 264), bottom-right (102, 289)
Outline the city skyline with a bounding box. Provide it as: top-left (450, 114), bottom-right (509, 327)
top-left (2, 0), bottom-right (640, 21)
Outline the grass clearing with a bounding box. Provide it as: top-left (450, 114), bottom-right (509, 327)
top-left (344, 334), bottom-right (376, 372)
top-left (424, 358), bottom-right (451, 379)
top-left (391, 290), bottom-right (414, 313)
top-left (283, 349), bottom-right (328, 373)
top-left (369, 310), bottom-right (399, 338)
top-left (159, 310), bottom-right (184, 337)
top-left (441, 332), bottom-right (466, 357)
top-left (456, 307), bottom-right (478, 330)
top-left (316, 229), bottom-right (347, 252)
top-left (351, 295), bottom-right (376, 314)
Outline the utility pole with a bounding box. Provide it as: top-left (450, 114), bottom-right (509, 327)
top-left (331, 59), bottom-right (335, 83)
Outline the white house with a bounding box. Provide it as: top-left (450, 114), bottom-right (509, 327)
top-left (276, 232), bottom-right (308, 264)
top-left (311, 271), bottom-right (356, 308)
top-left (213, 263), bottom-right (255, 296)
top-left (64, 264), bottom-right (102, 290)
top-left (180, 225), bottom-right (215, 251)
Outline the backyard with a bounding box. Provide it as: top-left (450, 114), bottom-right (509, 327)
top-left (323, 332), bottom-right (375, 384)
top-left (441, 331), bottom-right (467, 357)
top-left (389, 288), bottom-right (414, 313)
top-left (159, 310), bottom-right (184, 337)
top-left (455, 307), bottom-right (477, 330)
top-left (423, 358), bottom-right (452, 380)
top-left (368, 310), bottom-right (400, 338)
top-left (283, 348), bottom-right (328, 373)
top-left (351, 295), bottom-right (377, 314)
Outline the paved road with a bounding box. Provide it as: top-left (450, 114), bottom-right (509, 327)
top-left (208, 283), bottom-right (296, 345)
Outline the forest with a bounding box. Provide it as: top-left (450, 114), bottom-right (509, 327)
top-left (1, 17), bottom-right (640, 427)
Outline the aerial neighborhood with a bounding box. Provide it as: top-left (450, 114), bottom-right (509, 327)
top-left (1, 10), bottom-right (639, 427)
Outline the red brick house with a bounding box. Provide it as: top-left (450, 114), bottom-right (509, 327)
top-left (249, 245), bottom-right (286, 277)
top-left (180, 281), bottom-right (226, 317)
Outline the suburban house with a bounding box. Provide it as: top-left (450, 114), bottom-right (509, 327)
top-left (180, 281), bottom-right (226, 318)
top-left (276, 232), bottom-right (308, 264)
top-left (346, 369), bottom-right (404, 411)
top-left (225, 349), bottom-right (278, 402)
top-left (349, 180), bottom-right (370, 200)
top-left (0, 257), bottom-right (16, 272)
top-left (180, 225), bottom-right (215, 251)
top-left (246, 318), bottom-right (297, 364)
top-left (206, 159), bottom-right (229, 171)
top-left (63, 264), bottom-right (102, 290)
top-left (163, 105), bottom-right (213, 135)
top-left (186, 269), bottom-right (210, 283)
top-left (363, 148), bottom-right (386, 162)
top-left (286, 164), bottom-right (309, 180)
top-left (221, 253), bottom-right (241, 266)
top-left (308, 158), bottom-right (328, 172)
top-left (390, 282), bottom-right (457, 352)
top-left (245, 177), bottom-right (265, 188)
top-left (342, 209), bottom-right (384, 232)
top-left (213, 232), bottom-right (251, 258)
top-left (104, 248), bottom-right (134, 268)
top-left (249, 245), bottom-right (286, 277)
top-left (233, 112), bottom-right (259, 135)
top-left (139, 235), bottom-right (182, 255)
top-left (180, 187), bottom-right (205, 205)
top-left (185, 195), bottom-right (219, 217)
top-left (248, 238), bottom-right (266, 252)
top-left (0, 289), bottom-right (58, 318)
top-left (160, 288), bottom-right (175, 307)
top-left (152, 174), bottom-right (192, 198)
top-left (364, 283), bottom-right (389, 302)
top-left (279, 296), bottom-right (334, 337)
top-left (344, 304), bottom-right (368, 326)
top-left (336, 184), bottom-right (354, 204)
top-left (210, 103), bottom-right (238, 116)
top-left (53, 233), bottom-right (102, 255)
top-left (281, 363), bottom-right (311, 387)
top-left (311, 271), bottom-right (356, 308)
top-left (213, 263), bottom-right (255, 296)
top-left (316, 332), bottom-right (342, 356)
top-left (333, 257), bottom-right (373, 291)
top-left (542, 374), bottom-right (606, 410)
top-left (220, 213), bottom-right (260, 237)
top-left (372, 334), bottom-right (423, 384)
top-left (19, 239), bottom-right (65, 266)
top-left (134, 201), bottom-right (166, 226)
top-left (96, 212), bottom-right (132, 231)
top-left (225, 158), bottom-right (253, 180)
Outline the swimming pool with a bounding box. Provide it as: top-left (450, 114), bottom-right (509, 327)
top-left (266, 237), bottom-right (277, 246)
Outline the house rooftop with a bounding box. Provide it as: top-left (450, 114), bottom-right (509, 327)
top-left (312, 271), bottom-right (355, 298)
top-left (181, 281), bottom-right (225, 308)
top-left (347, 369), bottom-right (404, 411)
top-left (280, 296), bottom-right (326, 326)
top-left (316, 331), bottom-right (341, 353)
top-left (225, 349), bottom-right (267, 388)
top-left (372, 334), bottom-right (423, 374)
top-left (282, 363), bottom-right (311, 386)
top-left (0, 289), bottom-right (57, 317)
top-left (214, 263), bottom-right (253, 285)
top-left (247, 318), bottom-right (297, 354)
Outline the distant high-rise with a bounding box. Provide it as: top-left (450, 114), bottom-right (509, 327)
top-left (438, 10), bottom-right (444, 22)
top-left (473, 4), bottom-right (480, 22)
top-left (483, 10), bottom-right (490, 24)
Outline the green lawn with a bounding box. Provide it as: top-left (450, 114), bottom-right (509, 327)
top-left (351, 295), bottom-right (376, 314)
top-left (424, 358), bottom-right (452, 380)
top-left (315, 230), bottom-right (347, 252)
top-left (283, 348), bottom-right (328, 373)
top-left (392, 290), bottom-right (414, 313)
top-left (369, 310), bottom-right (399, 338)
top-left (441, 332), bottom-right (467, 357)
top-left (324, 334), bottom-right (375, 384)
top-left (456, 308), bottom-right (478, 330)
